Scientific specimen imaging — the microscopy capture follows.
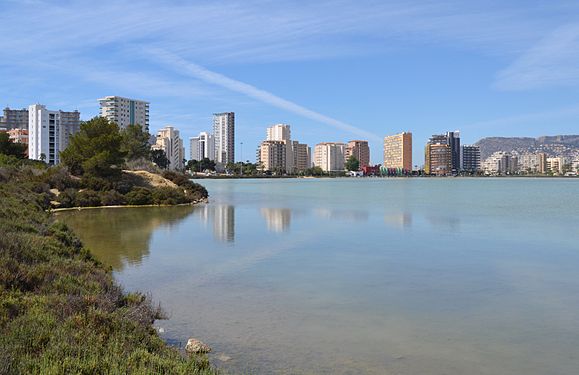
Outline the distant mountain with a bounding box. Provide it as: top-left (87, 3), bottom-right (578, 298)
top-left (475, 135), bottom-right (579, 160)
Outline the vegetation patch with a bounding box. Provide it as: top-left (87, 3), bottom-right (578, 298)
top-left (0, 162), bottom-right (216, 374)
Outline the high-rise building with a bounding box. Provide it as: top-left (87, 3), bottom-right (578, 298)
top-left (538, 152), bottom-right (547, 174)
top-left (98, 96), bottom-right (149, 131)
top-left (266, 124), bottom-right (293, 172)
top-left (258, 140), bottom-right (287, 172)
top-left (345, 140), bottom-right (370, 168)
top-left (314, 142), bottom-right (346, 172)
top-left (426, 131), bottom-right (460, 172)
top-left (292, 141), bottom-right (311, 171)
top-left (0, 107), bottom-right (29, 130)
top-left (28, 104), bottom-right (80, 165)
top-left (213, 112), bottom-right (235, 165)
top-left (189, 132), bottom-right (214, 161)
top-left (461, 145), bottom-right (481, 173)
top-left (383, 132), bottom-right (412, 172)
top-left (152, 126), bottom-right (184, 170)
top-left (425, 143), bottom-right (451, 175)
top-left (447, 131), bottom-right (461, 171)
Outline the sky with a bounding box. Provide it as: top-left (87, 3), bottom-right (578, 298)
top-left (1, 0), bottom-right (579, 165)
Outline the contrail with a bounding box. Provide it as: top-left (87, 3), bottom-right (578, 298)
top-left (144, 48), bottom-right (382, 142)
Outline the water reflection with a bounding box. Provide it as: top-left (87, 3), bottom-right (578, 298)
top-left (314, 207), bottom-right (369, 222)
top-left (260, 208), bottom-right (291, 233)
top-left (384, 212), bottom-right (412, 230)
top-left (55, 206), bottom-right (195, 269)
top-left (195, 204), bottom-right (235, 243)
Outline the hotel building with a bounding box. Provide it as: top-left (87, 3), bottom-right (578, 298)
top-left (383, 132), bottom-right (412, 172)
top-left (189, 132), bottom-right (214, 161)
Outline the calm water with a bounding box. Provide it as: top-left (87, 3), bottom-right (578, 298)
top-left (56, 178), bottom-right (579, 374)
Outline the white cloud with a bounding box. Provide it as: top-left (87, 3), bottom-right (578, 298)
top-left (495, 24), bottom-right (579, 90)
top-left (144, 48), bottom-right (383, 142)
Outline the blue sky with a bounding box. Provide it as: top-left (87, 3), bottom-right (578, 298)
top-left (2, 0), bottom-right (579, 165)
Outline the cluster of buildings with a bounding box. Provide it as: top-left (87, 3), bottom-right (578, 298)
top-left (2, 96), bottom-right (577, 176)
top-left (189, 112), bottom-right (235, 168)
top-left (482, 151), bottom-right (576, 175)
top-left (0, 96), bottom-right (186, 171)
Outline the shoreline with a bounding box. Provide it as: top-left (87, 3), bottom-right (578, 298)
top-left (50, 198), bottom-right (208, 213)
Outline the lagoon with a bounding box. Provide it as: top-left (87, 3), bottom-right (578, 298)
top-left (56, 178), bottom-right (579, 374)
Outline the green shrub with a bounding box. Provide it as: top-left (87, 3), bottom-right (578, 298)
top-left (0, 165), bottom-right (217, 375)
top-left (74, 190), bottom-right (101, 207)
top-left (57, 189), bottom-right (78, 208)
top-left (125, 187), bottom-right (153, 205)
top-left (151, 187), bottom-right (188, 205)
top-left (100, 190), bottom-right (126, 206)
top-left (80, 175), bottom-right (113, 191)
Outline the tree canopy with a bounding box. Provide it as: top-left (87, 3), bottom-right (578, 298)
top-left (186, 158), bottom-right (216, 172)
top-left (150, 149), bottom-right (170, 170)
top-left (120, 124), bottom-right (151, 161)
top-left (345, 155), bottom-right (360, 171)
top-left (0, 132), bottom-right (27, 159)
top-left (60, 117), bottom-right (126, 178)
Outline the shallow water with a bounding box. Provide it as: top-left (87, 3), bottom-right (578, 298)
top-left (56, 178), bottom-right (579, 374)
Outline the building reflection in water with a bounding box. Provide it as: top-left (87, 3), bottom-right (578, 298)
top-left (314, 208), bottom-right (369, 222)
top-left (260, 207), bottom-right (291, 233)
top-left (384, 212), bottom-right (412, 230)
top-left (196, 204), bottom-right (235, 243)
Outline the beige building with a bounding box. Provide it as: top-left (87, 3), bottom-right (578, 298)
top-left (292, 141), bottom-right (311, 171)
top-left (383, 132), bottom-right (412, 171)
top-left (547, 157), bottom-right (565, 175)
top-left (425, 143), bottom-right (451, 175)
top-left (314, 142), bottom-right (346, 172)
top-left (265, 124), bottom-right (293, 172)
top-left (98, 96), bottom-right (149, 131)
top-left (345, 140), bottom-right (370, 168)
top-left (152, 126), bottom-right (184, 170)
top-left (258, 140), bottom-right (287, 172)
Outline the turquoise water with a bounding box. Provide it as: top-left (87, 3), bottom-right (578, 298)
top-left (57, 178), bottom-right (579, 374)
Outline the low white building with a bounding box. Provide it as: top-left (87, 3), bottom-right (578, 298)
top-left (482, 151), bottom-right (518, 175)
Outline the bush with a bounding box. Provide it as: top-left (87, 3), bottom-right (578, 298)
top-left (57, 189), bottom-right (78, 208)
top-left (74, 190), bottom-right (101, 207)
top-left (100, 190), bottom-right (126, 206)
top-left (80, 176), bottom-right (113, 191)
top-left (125, 187), bottom-right (153, 205)
top-left (0, 165), bottom-right (216, 375)
top-left (151, 187), bottom-right (188, 205)
top-left (43, 167), bottom-right (79, 191)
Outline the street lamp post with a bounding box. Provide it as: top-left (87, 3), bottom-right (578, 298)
top-left (240, 142), bottom-right (243, 176)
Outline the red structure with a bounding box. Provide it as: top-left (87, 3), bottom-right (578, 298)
top-left (362, 165), bottom-right (380, 176)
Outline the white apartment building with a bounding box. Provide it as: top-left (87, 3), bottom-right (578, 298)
top-left (28, 104), bottom-right (80, 165)
top-left (213, 112), bottom-right (235, 165)
top-left (98, 96), bottom-right (149, 131)
top-left (152, 126), bottom-right (184, 170)
top-left (189, 132), bottom-right (215, 161)
top-left (482, 151), bottom-right (518, 174)
top-left (314, 142), bottom-right (346, 172)
top-left (547, 157), bottom-right (565, 175)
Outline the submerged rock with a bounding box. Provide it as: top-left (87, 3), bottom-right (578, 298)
top-left (185, 338), bottom-right (211, 354)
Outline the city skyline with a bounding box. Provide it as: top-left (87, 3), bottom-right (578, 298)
top-left (2, 1), bottom-right (579, 164)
